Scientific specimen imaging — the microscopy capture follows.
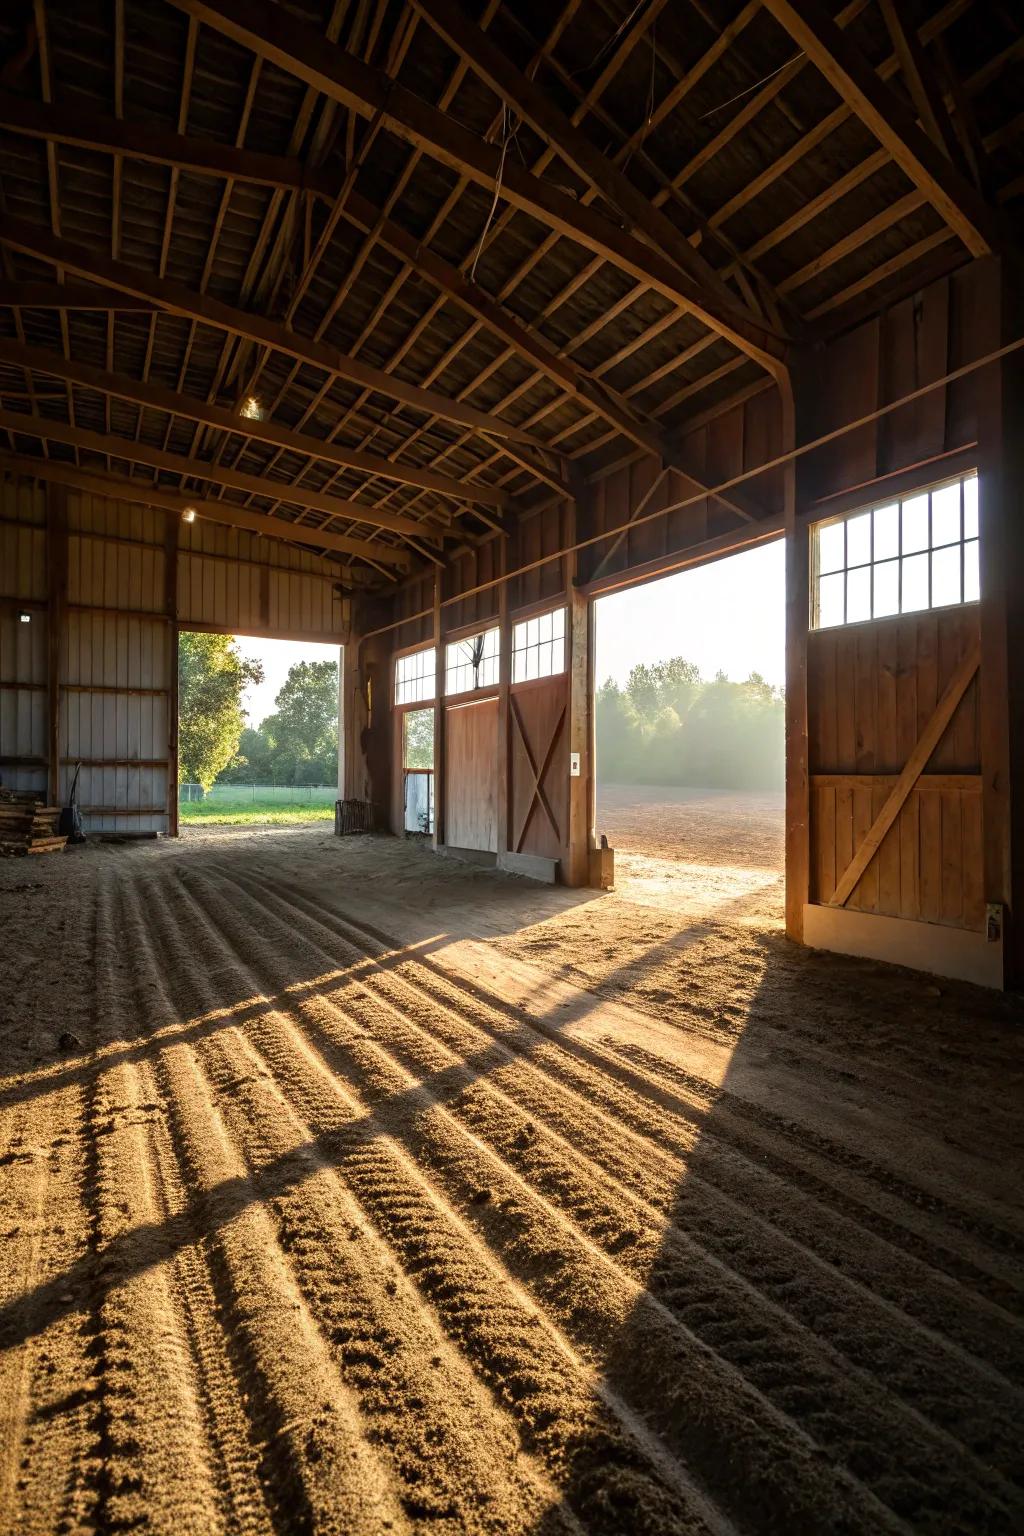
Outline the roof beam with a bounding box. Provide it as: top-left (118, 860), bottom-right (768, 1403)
top-left (0, 281), bottom-right (157, 311)
top-left (0, 88), bottom-right (340, 198)
top-left (0, 452), bottom-right (402, 571)
top-left (0, 337), bottom-right (508, 513)
top-left (760, 0), bottom-right (1001, 257)
top-left (0, 407), bottom-right (418, 565)
top-left (163, 0), bottom-right (787, 373)
top-left (0, 219), bottom-right (548, 450)
top-left (409, 0), bottom-right (768, 328)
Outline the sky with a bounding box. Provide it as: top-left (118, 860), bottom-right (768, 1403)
top-left (594, 540), bottom-right (785, 689)
top-left (233, 636), bottom-right (342, 727)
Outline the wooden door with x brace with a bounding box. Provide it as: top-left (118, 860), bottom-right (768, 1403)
top-left (509, 674), bottom-right (570, 861)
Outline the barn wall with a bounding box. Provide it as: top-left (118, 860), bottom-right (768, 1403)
top-left (0, 478), bottom-right (350, 834)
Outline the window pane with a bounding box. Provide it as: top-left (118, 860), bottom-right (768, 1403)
top-left (846, 564), bottom-right (871, 622)
top-left (931, 482), bottom-right (960, 547)
top-left (964, 539), bottom-right (980, 602)
top-left (527, 616), bottom-right (538, 646)
top-left (846, 511), bottom-right (871, 567)
top-left (931, 542), bottom-right (961, 607)
top-left (818, 520), bottom-right (845, 574)
top-left (552, 607), bottom-right (565, 639)
top-left (512, 619), bottom-right (527, 649)
top-left (818, 570), bottom-right (844, 627)
top-left (901, 551), bottom-right (929, 612)
top-left (902, 494), bottom-right (929, 553)
top-left (873, 503), bottom-right (899, 561)
top-left (873, 558), bottom-right (899, 617)
top-left (963, 475), bottom-right (978, 539)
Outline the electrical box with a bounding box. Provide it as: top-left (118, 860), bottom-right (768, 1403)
top-left (569, 752), bottom-right (581, 777)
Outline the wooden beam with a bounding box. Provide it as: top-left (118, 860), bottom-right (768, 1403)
top-left (45, 484), bottom-right (67, 807)
top-left (0, 338), bottom-right (508, 512)
top-left (410, 0), bottom-right (771, 335)
top-left (876, 0), bottom-right (960, 163)
top-left (0, 219), bottom-right (547, 448)
top-left (0, 452), bottom-right (412, 569)
top-left (760, 0), bottom-right (1000, 257)
top-left (0, 405), bottom-right (438, 546)
top-left (163, 0), bottom-right (787, 372)
top-left (0, 281), bottom-right (157, 311)
top-left (829, 644), bottom-right (980, 907)
top-left (0, 89), bottom-right (340, 197)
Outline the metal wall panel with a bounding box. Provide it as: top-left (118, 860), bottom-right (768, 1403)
top-left (1, 477), bottom-right (352, 832)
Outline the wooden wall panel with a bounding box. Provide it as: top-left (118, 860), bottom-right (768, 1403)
top-left (808, 609), bottom-right (982, 929)
top-left (444, 697), bottom-right (498, 852)
top-left (509, 677), bottom-right (569, 861)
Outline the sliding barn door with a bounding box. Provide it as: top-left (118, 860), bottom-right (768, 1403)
top-left (444, 697), bottom-right (498, 851)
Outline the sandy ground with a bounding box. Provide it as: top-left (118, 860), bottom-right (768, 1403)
top-left (1, 818), bottom-right (1022, 1535)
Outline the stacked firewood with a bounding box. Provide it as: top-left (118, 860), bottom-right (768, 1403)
top-left (0, 788), bottom-right (67, 856)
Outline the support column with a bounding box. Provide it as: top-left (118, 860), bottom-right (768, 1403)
top-left (495, 543), bottom-right (512, 856)
top-left (431, 574), bottom-right (446, 849)
top-left (45, 485), bottom-right (68, 808)
top-left (164, 514), bottom-right (179, 836)
top-left (783, 368), bottom-right (810, 942)
top-left (336, 642), bottom-right (346, 800)
top-left (563, 494), bottom-right (594, 888)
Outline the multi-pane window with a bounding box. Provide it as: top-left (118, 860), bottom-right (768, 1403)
top-left (445, 626), bottom-right (499, 696)
top-left (394, 646), bottom-right (435, 705)
top-left (512, 606), bottom-right (566, 683)
top-left (813, 471), bottom-right (979, 630)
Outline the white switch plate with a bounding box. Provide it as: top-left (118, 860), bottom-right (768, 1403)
top-left (569, 752), bottom-right (581, 777)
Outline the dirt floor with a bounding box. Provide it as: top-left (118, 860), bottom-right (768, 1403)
top-left (1, 819), bottom-right (1022, 1535)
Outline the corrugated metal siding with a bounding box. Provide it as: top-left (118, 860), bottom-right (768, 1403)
top-left (0, 483), bottom-right (47, 794)
top-left (1, 477), bottom-right (351, 833)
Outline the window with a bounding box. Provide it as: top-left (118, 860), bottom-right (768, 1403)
top-left (394, 646), bottom-right (435, 705)
top-left (812, 471), bottom-right (979, 629)
top-left (512, 606), bottom-right (566, 683)
top-left (445, 626), bottom-right (499, 696)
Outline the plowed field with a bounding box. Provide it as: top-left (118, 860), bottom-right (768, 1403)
top-left (2, 825), bottom-right (1022, 1534)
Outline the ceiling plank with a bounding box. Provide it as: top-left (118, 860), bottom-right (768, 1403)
top-left (163, 0), bottom-right (787, 372)
top-left (0, 88), bottom-right (340, 197)
top-left (0, 218), bottom-right (549, 449)
top-left (0, 337), bottom-right (508, 513)
top-left (760, 0), bottom-right (1001, 257)
top-left (0, 407), bottom-right (418, 564)
top-left (0, 451), bottom-right (405, 569)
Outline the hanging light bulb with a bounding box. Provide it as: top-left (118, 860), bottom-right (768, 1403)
top-left (181, 506), bottom-right (197, 524)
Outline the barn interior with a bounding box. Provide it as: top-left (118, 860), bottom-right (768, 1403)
top-left (1, 1), bottom-right (1023, 1532)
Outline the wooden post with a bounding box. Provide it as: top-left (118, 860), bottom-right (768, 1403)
top-left (432, 572), bottom-right (446, 849)
top-left (783, 369), bottom-right (810, 941)
top-left (495, 542), bottom-right (512, 856)
top-left (336, 642), bottom-right (346, 801)
top-left (45, 485), bottom-right (68, 808)
top-left (562, 494), bottom-right (593, 887)
top-left (164, 514), bottom-right (179, 836)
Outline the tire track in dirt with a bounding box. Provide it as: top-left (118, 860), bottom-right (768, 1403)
top-left (111, 875), bottom-right (412, 1536)
top-left (151, 866), bottom-right (728, 1536)
top-left (143, 873), bottom-right (580, 1536)
top-left (201, 864), bottom-right (1023, 1533)
top-left (280, 879), bottom-right (1024, 1378)
top-left (179, 865), bottom-right (930, 1535)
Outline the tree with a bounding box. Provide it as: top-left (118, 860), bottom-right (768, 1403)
top-left (267, 658), bottom-right (339, 783)
top-left (178, 633), bottom-right (264, 790)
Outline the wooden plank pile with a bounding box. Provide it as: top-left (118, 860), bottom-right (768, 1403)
top-left (0, 788), bottom-right (67, 856)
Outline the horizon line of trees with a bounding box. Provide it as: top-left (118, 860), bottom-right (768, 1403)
top-left (596, 658), bottom-right (784, 790)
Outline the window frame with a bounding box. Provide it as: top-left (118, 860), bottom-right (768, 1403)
top-left (511, 604), bottom-right (567, 686)
top-left (393, 644), bottom-right (436, 708)
top-left (810, 469), bottom-right (979, 632)
top-left (443, 624), bottom-right (500, 699)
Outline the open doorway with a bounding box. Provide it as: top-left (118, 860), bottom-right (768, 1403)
top-left (594, 541), bottom-right (786, 925)
top-left (177, 633), bottom-right (342, 827)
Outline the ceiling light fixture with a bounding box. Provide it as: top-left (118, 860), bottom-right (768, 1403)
top-left (240, 395), bottom-right (262, 420)
top-left (181, 506), bottom-right (197, 523)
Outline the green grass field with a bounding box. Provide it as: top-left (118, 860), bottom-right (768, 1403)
top-left (179, 786), bottom-right (336, 826)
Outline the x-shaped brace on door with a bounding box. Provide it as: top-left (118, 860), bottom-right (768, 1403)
top-left (511, 696), bottom-right (565, 853)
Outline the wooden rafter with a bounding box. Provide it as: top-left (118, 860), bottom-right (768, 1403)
top-left (0, 219), bottom-right (550, 449)
top-left (0, 89), bottom-right (340, 197)
top-left (0, 407), bottom-right (426, 558)
top-left (0, 338), bottom-right (508, 513)
top-left (760, 0), bottom-right (1000, 257)
top-left (0, 451), bottom-right (409, 569)
top-left (163, 0), bottom-right (788, 372)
